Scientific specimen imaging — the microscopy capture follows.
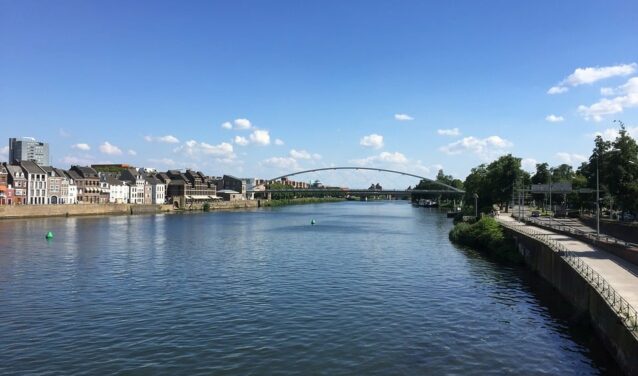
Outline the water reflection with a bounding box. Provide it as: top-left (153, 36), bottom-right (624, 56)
top-left (0, 202), bottom-right (621, 375)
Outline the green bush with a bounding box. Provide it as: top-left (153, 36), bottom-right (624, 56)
top-left (449, 217), bottom-right (522, 263)
top-left (202, 202), bottom-right (211, 212)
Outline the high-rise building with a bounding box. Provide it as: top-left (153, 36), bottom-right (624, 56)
top-left (8, 137), bottom-right (50, 166)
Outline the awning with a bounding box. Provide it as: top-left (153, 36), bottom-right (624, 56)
top-left (186, 195), bottom-right (215, 200)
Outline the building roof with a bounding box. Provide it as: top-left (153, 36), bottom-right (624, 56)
top-left (66, 169), bottom-right (83, 180)
top-left (53, 168), bottom-right (69, 179)
top-left (20, 160), bottom-right (46, 174)
top-left (5, 165), bottom-right (25, 178)
top-left (145, 175), bottom-right (162, 185)
top-left (105, 176), bottom-right (126, 186)
top-left (71, 165), bottom-right (99, 178)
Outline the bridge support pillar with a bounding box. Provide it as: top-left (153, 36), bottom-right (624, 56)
top-left (267, 192), bottom-right (272, 200)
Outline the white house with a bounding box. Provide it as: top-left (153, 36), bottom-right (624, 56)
top-left (106, 177), bottom-right (129, 204)
top-left (146, 176), bottom-right (166, 204)
top-left (20, 161), bottom-right (48, 205)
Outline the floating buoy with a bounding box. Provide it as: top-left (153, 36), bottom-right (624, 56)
top-left (45, 231), bottom-right (54, 240)
top-left (311, 219), bottom-right (316, 225)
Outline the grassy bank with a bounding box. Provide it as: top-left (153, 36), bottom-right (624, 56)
top-left (263, 197), bottom-right (345, 207)
top-left (449, 217), bottom-right (522, 263)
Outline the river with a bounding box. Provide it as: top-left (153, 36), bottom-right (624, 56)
top-left (0, 201), bottom-right (620, 374)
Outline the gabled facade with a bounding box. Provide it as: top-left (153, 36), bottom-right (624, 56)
top-left (61, 170), bottom-right (78, 204)
top-left (5, 164), bottom-right (27, 204)
top-left (104, 176), bottom-right (129, 204)
top-left (20, 161), bottom-right (48, 205)
top-left (41, 166), bottom-right (64, 204)
top-left (0, 165), bottom-right (11, 205)
top-left (69, 166), bottom-right (100, 204)
top-left (119, 168), bottom-right (146, 204)
top-left (146, 176), bottom-right (166, 204)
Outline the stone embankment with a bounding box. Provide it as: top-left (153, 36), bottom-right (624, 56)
top-left (0, 200), bottom-right (265, 219)
top-left (498, 215), bottom-right (638, 375)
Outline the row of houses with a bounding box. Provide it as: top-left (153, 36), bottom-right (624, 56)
top-left (0, 161), bottom-right (260, 206)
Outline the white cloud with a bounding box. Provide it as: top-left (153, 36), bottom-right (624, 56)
top-left (99, 142), bottom-right (123, 155)
top-left (600, 87), bottom-right (615, 96)
top-left (58, 128), bottom-right (71, 138)
top-left (148, 158), bottom-right (176, 167)
top-left (221, 118), bottom-right (253, 130)
top-left (249, 130), bottom-right (270, 145)
top-left (437, 128), bottom-right (461, 136)
top-left (234, 118), bottom-right (252, 129)
top-left (234, 136), bottom-right (249, 146)
top-left (351, 151), bottom-right (408, 166)
top-left (60, 155), bottom-right (94, 165)
top-left (394, 113), bottom-right (414, 121)
top-left (71, 143), bottom-right (91, 151)
top-left (439, 135), bottom-right (513, 160)
top-left (548, 63), bottom-right (637, 94)
top-left (144, 135), bottom-right (180, 143)
top-left (290, 149), bottom-right (321, 160)
top-left (545, 114), bottom-right (564, 123)
top-left (260, 157), bottom-right (300, 170)
top-left (360, 133), bottom-right (384, 149)
top-left (177, 140), bottom-right (236, 159)
top-left (578, 77), bottom-right (638, 121)
top-left (128, 149), bottom-right (137, 156)
top-left (589, 125), bottom-right (638, 141)
top-left (547, 86), bottom-right (569, 95)
top-left (0, 146), bottom-right (9, 160)
top-left (275, 138), bottom-right (284, 146)
top-left (521, 158), bottom-right (538, 172)
top-left (556, 152), bottom-right (587, 165)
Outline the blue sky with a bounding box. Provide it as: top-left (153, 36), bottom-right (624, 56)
top-left (1, 1), bottom-right (637, 188)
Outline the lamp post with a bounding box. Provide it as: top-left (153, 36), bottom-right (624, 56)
top-left (596, 155), bottom-right (600, 238)
top-left (473, 193), bottom-right (479, 218)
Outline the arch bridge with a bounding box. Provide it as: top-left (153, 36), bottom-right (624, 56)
top-left (260, 166), bottom-right (464, 198)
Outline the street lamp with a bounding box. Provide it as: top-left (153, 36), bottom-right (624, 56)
top-left (473, 193), bottom-right (479, 218)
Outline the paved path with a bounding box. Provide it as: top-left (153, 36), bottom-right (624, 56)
top-left (497, 214), bottom-right (638, 314)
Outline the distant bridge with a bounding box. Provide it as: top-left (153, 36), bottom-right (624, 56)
top-left (261, 167), bottom-right (465, 197)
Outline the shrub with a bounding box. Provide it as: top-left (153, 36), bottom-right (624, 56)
top-left (449, 217), bottom-right (522, 263)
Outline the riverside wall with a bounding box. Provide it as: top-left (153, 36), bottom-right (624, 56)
top-left (0, 201), bottom-right (263, 219)
top-left (505, 228), bottom-right (638, 375)
top-left (0, 204), bottom-right (172, 219)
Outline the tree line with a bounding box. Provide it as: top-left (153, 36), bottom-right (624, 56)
top-left (415, 122), bottom-right (638, 215)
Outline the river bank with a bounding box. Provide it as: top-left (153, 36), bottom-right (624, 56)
top-left (0, 197), bottom-right (346, 219)
top-left (448, 216), bottom-right (522, 263)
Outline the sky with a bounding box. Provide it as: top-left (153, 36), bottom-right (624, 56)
top-left (1, 0), bottom-right (637, 188)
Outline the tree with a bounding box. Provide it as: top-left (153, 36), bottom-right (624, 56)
top-left (607, 121), bottom-right (638, 213)
top-left (485, 154), bottom-right (523, 212)
top-left (531, 163), bottom-right (550, 185)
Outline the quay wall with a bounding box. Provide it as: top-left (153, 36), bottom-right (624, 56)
top-left (0, 201), bottom-right (262, 219)
top-left (0, 204), bottom-right (171, 219)
top-left (505, 228), bottom-right (638, 375)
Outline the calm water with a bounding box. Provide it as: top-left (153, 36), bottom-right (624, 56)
top-left (0, 201), bottom-right (619, 375)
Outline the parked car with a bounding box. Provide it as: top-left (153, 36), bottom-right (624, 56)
top-left (620, 212), bottom-right (636, 221)
top-left (531, 210), bottom-right (540, 217)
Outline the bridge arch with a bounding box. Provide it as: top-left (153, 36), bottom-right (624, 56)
top-left (268, 166), bottom-right (464, 193)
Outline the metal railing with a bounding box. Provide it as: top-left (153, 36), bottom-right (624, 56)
top-left (499, 219), bottom-right (638, 336)
top-left (518, 215), bottom-right (638, 249)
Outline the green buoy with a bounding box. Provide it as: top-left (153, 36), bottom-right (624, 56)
top-left (311, 219), bottom-right (316, 225)
top-left (45, 231), bottom-right (54, 240)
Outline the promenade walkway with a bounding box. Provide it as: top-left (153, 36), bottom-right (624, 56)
top-left (496, 214), bottom-right (638, 334)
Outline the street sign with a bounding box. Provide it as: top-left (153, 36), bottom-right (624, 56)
top-left (578, 188), bottom-right (595, 193)
top-left (530, 182), bottom-right (572, 193)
